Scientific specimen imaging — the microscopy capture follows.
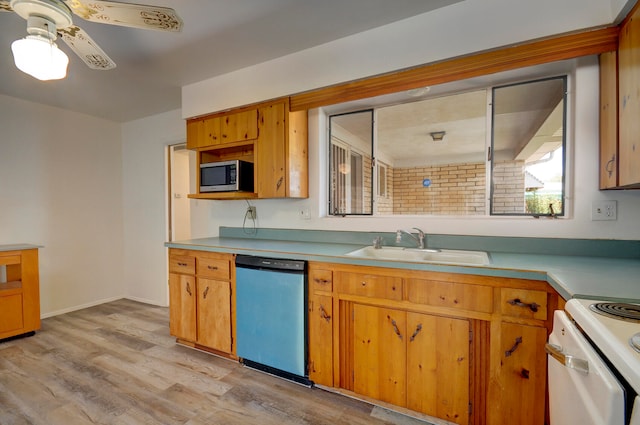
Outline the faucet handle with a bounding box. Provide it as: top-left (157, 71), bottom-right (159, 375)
top-left (373, 236), bottom-right (383, 249)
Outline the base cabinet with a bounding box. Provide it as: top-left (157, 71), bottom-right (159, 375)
top-left (168, 249), bottom-right (235, 356)
top-left (308, 261), bottom-right (558, 425)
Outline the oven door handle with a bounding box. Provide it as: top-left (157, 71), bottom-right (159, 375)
top-left (545, 343), bottom-right (589, 375)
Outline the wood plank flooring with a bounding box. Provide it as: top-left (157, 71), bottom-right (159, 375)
top-left (0, 299), bottom-right (438, 425)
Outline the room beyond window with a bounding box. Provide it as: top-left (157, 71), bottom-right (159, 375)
top-left (328, 75), bottom-right (567, 217)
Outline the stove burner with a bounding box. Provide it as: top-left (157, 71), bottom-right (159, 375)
top-left (631, 333), bottom-right (640, 353)
top-left (589, 302), bottom-right (640, 322)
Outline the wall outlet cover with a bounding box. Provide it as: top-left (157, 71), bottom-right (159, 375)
top-left (591, 200), bottom-right (617, 221)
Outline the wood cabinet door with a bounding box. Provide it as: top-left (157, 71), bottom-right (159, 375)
top-left (308, 293), bottom-right (334, 386)
top-left (168, 273), bottom-right (197, 342)
top-left (353, 304), bottom-right (406, 407)
top-left (599, 51), bottom-right (619, 189)
top-left (406, 312), bottom-right (470, 425)
top-left (221, 109), bottom-right (258, 144)
top-left (196, 278), bottom-right (231, 353)
top-left (257, 102), bottom-right (286, 198)
top-left (186, 118), bottom-right (204, 149)
top-left (489, 322), bottom-right (547, 425)
top-left (203, 116), bottom-right (221, 147)
top-left (619, 9), bottom-right (640, 187)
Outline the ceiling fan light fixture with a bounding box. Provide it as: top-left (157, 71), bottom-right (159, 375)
top-left (430, 131), bottom-right (446, 142)
top-left (11, 34), bottom-right (69, 81)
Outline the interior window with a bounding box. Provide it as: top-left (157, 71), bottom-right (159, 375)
top-left (327, 74), bottom-right (567, 217)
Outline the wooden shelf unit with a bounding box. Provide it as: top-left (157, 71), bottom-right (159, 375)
top-left (0, 247), bottom-right (41, 341)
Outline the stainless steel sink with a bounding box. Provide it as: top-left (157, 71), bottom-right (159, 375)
top-left (345, 246), bottom-right (490, 266)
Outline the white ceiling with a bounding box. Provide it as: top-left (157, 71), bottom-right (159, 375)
top-left (0, 0), bottom-right (462, 122)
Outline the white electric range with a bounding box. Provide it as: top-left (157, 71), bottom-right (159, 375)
top-left (547, 298), bottom-right (640, 425)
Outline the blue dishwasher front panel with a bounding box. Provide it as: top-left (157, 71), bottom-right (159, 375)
top-left (235, 266), bottom-right (306, 377)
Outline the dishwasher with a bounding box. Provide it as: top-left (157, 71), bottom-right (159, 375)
top-left (235, 255), bottom-right (311, 386)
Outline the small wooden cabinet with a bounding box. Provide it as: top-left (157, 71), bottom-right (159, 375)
top-left (308, 261), bottom-right (559, 425)
top-left (0, 246), bottom-right (40, 341)
top-left (186, 97), bottom-right (308, 199)
top-left (168, 249), bottom-right (235, 356)
top-left (599, 4), bottom-right (640, 189)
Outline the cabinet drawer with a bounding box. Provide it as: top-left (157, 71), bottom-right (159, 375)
top-left (310, 269), bottom-right (333, 292)
top-left (500, 288), bottom-right (547, 320)
top-left (337, 272), bottom-right (402, 301)
top-left (197, 257), bottom-right (230, 280)
top-left (407, 279), bottom-right (493, 313)
top-left (169, 255), bottom-right (196, 275)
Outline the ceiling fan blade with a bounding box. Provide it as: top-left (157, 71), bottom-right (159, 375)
top-left (58, 25), bottom-right (116, 70)
top-left (63, 0), bottom-right (182, 32)
top-left (0, 0), bottom-right (12, 12)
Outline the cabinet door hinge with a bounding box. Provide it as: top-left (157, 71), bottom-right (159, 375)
top-left (469, 328), bottom-right (473, 342)
top-left (469, 402), bottom-right (473, 415)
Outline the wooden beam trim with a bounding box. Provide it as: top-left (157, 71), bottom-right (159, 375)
top-left (290, 26), bottom-right (619, 111)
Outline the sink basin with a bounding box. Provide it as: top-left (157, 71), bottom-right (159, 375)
top-left (345, 246), bottom-right (490, 266)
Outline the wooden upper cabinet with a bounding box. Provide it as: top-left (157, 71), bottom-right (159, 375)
top-left (618, 7), bottom-right (640, 187)
top-left (221, 109), bottom-right (258, 144)
top-left (599, 50), bottom-right (619, 189)
top-left (186, 97), bottom-right (308, 200)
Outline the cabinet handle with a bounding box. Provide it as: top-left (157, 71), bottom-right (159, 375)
top-left (605, 154), bottom-right (616, 178)
top-left (505, 336), bottom-right (523, 357)
top-left (276, 176), bottom-right (283, 190)
top-left (389, 317), bottom-right (403, 340)
top-left (178, 262), bottom-right (188, 267)
top-left (409, 323), bottom-right (423, 342)
top-left (314, 278), bottom-right (330, 285)
top-left (207, 265), bottom-right (218, 270)
top-left (507, 298), bottom-right (539, 313)
top-left (203, 286), bottom-right (210, 299)
top-left (361, 281), bottom-right (367, 287)
top-left (186, 282), bottom-right (192, 296)
top-left (319, 305), bottom-right (331, 323)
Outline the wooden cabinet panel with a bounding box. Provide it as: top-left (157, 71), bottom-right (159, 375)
top-left (406, 313), bottom-right (470, 425)
top-left (619, 8), bottom-right (640, 187)
top-left (500, 288), bottom-right (547, 321)
top-left (407, 278), bottom-right (493, 313)
top-left (599, 51), bottom-right (619, 189)
top-left (197, 278), bottom-right (231, 352)
top-left (186, 118), bottom-right (205, 149)
top-left (489, 322), bottom-right (547, 425)
top-left (309, 268), bottom-right (332, 292)
top-left (169, 273), bottom-right (197, 341)
top-left (203, 116), bottom-right (221, 146)
top-left (353, 304), bottom-right (406, 406)
top-left (257, 102), bottom-right (287, 198)
top-left (337, 271), bottom-right (402, 300)
top-left (0, 294), bottom-right (24, 334)
top-left (197, 257), bottom-right (230, 280)
top-left (169, 254), bottom-right (196, 275)
top-left (308, 293), bottom-right (334, 386)
top-left (221, 109), bottom-right (257, 143)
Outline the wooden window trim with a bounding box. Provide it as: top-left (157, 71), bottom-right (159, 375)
top-left (289, 27), bottom-right (618, 112)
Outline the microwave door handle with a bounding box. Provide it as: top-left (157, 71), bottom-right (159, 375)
top-left (545, 343), bottom-right (589, 374)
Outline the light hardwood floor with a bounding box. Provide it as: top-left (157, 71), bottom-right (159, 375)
top-left (0, 299), bottom-right (435, 425)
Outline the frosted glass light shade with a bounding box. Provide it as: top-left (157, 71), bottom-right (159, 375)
top-left (11, 35), bottom-right (69, 81)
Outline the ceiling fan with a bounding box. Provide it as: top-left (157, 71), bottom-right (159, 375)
top-left (0, 0), bottom-right (182, 80)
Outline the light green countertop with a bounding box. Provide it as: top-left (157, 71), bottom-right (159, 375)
top-left (166, 233), bottom-right (640, 303)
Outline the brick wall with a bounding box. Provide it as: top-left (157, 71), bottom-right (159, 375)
top-left (491, 160), bottom-right (526, 214)
top-left (392, 162), bottom-right (486, 215)
top-left (376, 162), bottom-right (394, 214)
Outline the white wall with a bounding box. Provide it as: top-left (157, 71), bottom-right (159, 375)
top-left (121, 109), bottom-right (185, 306)
top-left (0, 94), bottom-right (124, 316)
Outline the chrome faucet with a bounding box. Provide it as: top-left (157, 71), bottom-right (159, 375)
top-left (396, 228), bottom-right (426, 249)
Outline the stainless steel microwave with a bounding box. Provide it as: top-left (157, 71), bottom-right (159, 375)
top-left (200, 160), bottom-right (254, 192)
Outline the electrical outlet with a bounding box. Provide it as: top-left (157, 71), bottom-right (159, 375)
top-left (591, 200), bottom-right (617, 221)
top-left (299, 208), bottom-right (311, 220)
top-left (247, 206), bottom-right (257, 220)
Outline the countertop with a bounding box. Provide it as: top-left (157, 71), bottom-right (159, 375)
top-left (0, 244), bottom-right (41, 252)
top-left (166, 235), bottom-right (640, 303)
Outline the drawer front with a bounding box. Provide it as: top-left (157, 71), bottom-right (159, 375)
top-left (337, 271), bottom-right (402, 301)
top-left (169, 255), bottom-right (196, 275)
top-left (197, 257), bottom-right (230, 280)
top-left (407, 279), bottom-right (493, 313)
top-left (500, 288), bottom-right (548, 320)
top-left (310, 269), bottom-right (333, 292)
